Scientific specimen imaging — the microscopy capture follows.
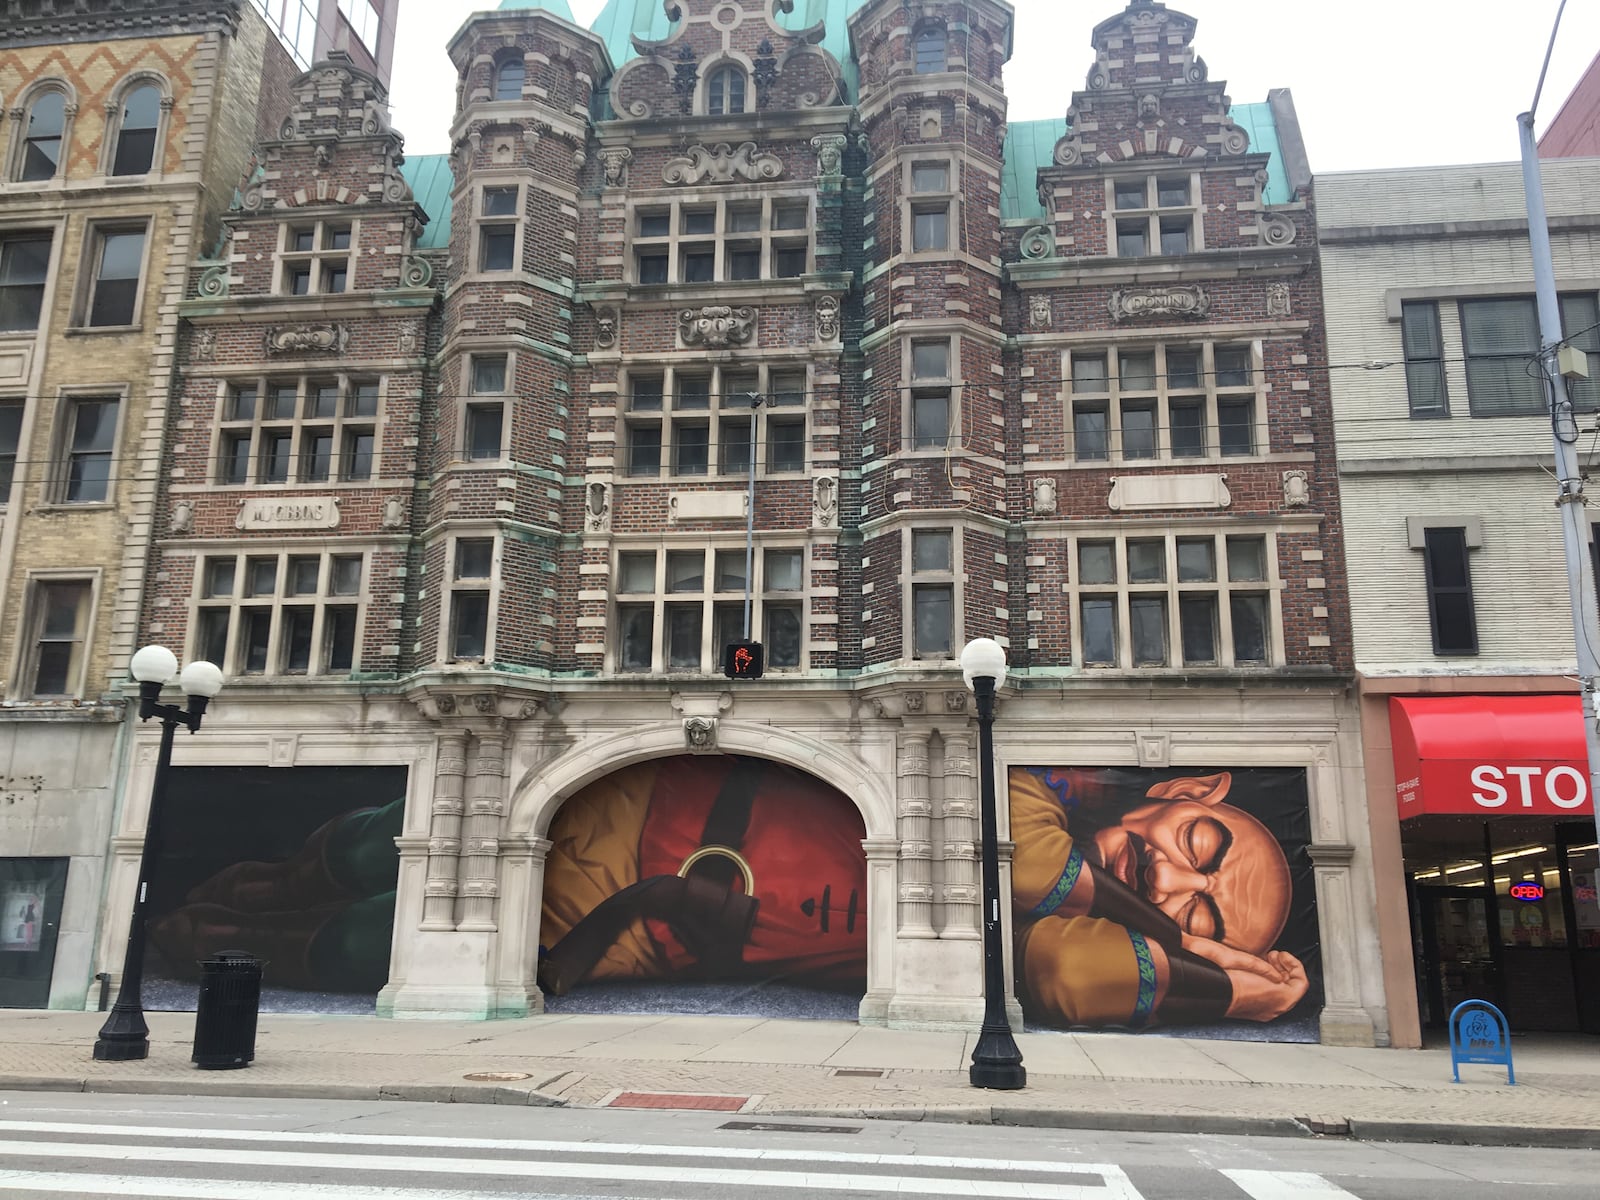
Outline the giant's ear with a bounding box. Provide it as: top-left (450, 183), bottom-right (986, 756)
top-left (1143, 772), bottom-right (1231, 807)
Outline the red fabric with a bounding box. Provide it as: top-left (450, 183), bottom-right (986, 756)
top-left (1391, 695), bottom-right (1593, 818)
top-left (637, 757), bottom-right (868, 982)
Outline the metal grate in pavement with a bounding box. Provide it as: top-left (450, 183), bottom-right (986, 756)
top-left (607, 1091), bottom-right (751, 1111)
top-left (721, 1120), bottom-right (863, 1134)
top-left (831, 1068), bottom-right (884, 1078)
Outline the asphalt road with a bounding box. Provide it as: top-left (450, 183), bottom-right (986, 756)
top-left (0, 1092), bottom-right (1590, 1199)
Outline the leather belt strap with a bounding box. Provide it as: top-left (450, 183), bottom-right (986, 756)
top-left (538, 759), bottom-right (764, 995)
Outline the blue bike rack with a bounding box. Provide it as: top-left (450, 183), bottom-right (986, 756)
top-left (1449, 999), bottom-right (1514, 1085)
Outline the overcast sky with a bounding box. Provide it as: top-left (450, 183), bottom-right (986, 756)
top-left (389, 0), bottom-right (1600, 174)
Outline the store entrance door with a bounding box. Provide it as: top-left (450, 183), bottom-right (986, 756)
top-left (1417, 886), bottom-right (1499, 1028)
top-left (0, 857), bottom-right (68, 1009)
top-left (1557, 822), bottom-right (1600, 1034)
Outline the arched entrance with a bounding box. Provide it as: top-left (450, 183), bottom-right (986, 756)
top-left (534, 754), bottom-right (869, 1018)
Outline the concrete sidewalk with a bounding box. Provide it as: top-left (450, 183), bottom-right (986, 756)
top-left (1, 1009), bottom-right (1596, 1148)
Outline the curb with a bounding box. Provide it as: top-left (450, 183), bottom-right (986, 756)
top-left (767, 1104), bottom-right (1600, 1150)
top-left (0, 1074), bottom-right (567, 1108)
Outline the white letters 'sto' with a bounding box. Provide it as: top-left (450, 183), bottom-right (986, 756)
top-left (1471, 764), bottom-right (1588, 810)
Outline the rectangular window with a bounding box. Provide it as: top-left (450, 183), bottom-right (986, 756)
top-left (637, 252), bottom-right (668, 284)
top-left (1074, 405), bottom-right (1109, 461)
top-left (194, 550), bottom-right (365, 675)
top-left (85, 228), bottom-right (145, 327)
top-left (482, 186), bottom-right (518, 217)
top-left (768, 417), bottom-right (805, 473)
top-left (471, 355), bottom-right (507, 395)
top-left (1158, 217), bottom-right (1191, 256)
top-left (0, 234), bottom-right (51, 332)
top-left (1423, 526), bottom-right (1477, 655)
top-left (1462, 298), bottom-right (1544, 416)
top-left (27, 580), bottom-right (91, 697)
top-left (1116, 220), bottom-right (1148, 258)
top-left (912, 393), bottom-right (950, 449)
top-left (628, 424), bottom-right (661, 476)
top-left (449, 539), bottom-right (493, 661)
top-left (1072, 354), bottom-right (1108, 394)
top-left (1218, 398), bottom-right (1255, 456)
top-left (465, 403), bottom-right (503, 460)
top-left (218, 376), bottom-right (379, 485)
top-left (1401, 301), bottom-right (1448, 417)
top-left (0, 402), bottom-right (22, 498)
top-left (1560, 293), bottom-right (1600, 413)
top-left (1121, 403), bottom-right (1157, 460)
top-left (1112, 173), bottom-right (1200, 258)
top-left (1114, 181), bottom-right (1147, 210)
top-left (912, 163), bottom-right (950, 192)
top-left (912, 206), bottom-right (949, 252)
top-left (1170, 401), bottom-right (1205, 457)
top-left (60, 396), bottom-right (117, 503)
top-left (672, 423), bottom-right (710, 476)
top-left (480, 225), bottom-right (516, 272)
top-left (278, 221), bottom-right (352, 296)
top-left (911, 528), bottom-right (954, 658)
top-left (773, 247), bottom-right (807, 278)
top-left (1080, 597), bottom-right (1117, 665)
top-left (630, 199), bottom-right (814, 283)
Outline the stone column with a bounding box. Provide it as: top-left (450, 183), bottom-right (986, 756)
top-left (858, 836), bottom-right (902, 1024)
top-left (458, 730), bottom-right (506, 932)
top-left (1310, 842), bottom-right (1377, 1046)
top-left (939, 729), bottom-right (981, 940)
top-left (896, 731), bottom-right (936, 938)
top-left (492, 833), bottom-right (553, 1017)
top-left (420, 730), bottom-right (467, 931)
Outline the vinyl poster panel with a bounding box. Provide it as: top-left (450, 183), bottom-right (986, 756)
top-left (538, 754), bottom-right (867, 1017)
top-left (1010, 766), bottom-right (1323, 1042)
top-left (143, 766), bottom-right (407, 1012)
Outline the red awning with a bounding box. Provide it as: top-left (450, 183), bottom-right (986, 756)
top-left (1391, 695), bottom-right (1594, 818)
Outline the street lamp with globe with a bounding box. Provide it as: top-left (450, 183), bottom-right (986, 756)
top-left (961, 636), bottom-right (1026, 1090)
top-left (93, 646), bottom-right (223, 1062)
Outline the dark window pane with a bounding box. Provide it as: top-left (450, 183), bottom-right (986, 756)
top-left (1406, 362), bottom-right (1448, 416)
top-left (728, 207), bottom-right (761, 233)
top-left (1561, 294), bottom-right (1600, 412)
top-left (913, 342), bottom-right (950, 379)
top-left (1118, 352), bottom-right (1156, 390)
top-left (288, 267), bottom-right (312, 295)
top-left (913, 584), bottom-right (952, 655)
top-left (323, 266), bottom-right (347, 294)
top-left (261, 431), bottom-right (292, 482)
top-left (1219, 399), bottom-right (1254, 455)
top-left (350, 381), bottom-right (380, 415)
top-left (1081, 598), bottom-right (1117, 665)
top-left (1179, 595), bottom-right (1218, 663)
top-left (205, 559), bottom-right (236, 598)
top-left (728, 247), bottom-right (760, 280)
top-left (676, 376), bottom-right (711, 409)
top-left (112, 86), bottom-right (162, 176)
top-left (330, 556), bottom-right (362, 595)
top-left (466, 405), bottom-right (502, 459)
top-left (1121, 405), bottom-right (1156, 459)
top-left (773, 204), bottom-right (807, 230)
top-left (1463, 299), bottom-right (1543, 416)
top-left (282, 607), bottom-right (314, 672)
top-left (0, 403), bottom-right (23, 496)
top-left (456, 539), bottom-right (493, 579)
top-left (198, 609), bottom-right (230, 669)
top-left (708, 68), bottom-right (745, 115)
top-left (222, 433), bottom-right (252, 483)
top-left (666, 550), bottom-right (704, 593)
top-left (33, 644), bottom-right (72, 695)
top-left (766, 604), bottom-right (801, 668)
top-left (638, 212), bottom-right (670, 238)
top-left (1072, 354), bottom-right (1107, 393)
top-left (766, 549), bottom-right (803, 590)
top-left (1078, 542), bottom-right (1115, 585)
top-left (628, 425), bottom-right (661, 475)
top-left (66, 400), bottom-right (116, 502)
top-left (774, 247), bottom-right (807, 277)
top-left (720, 418), bottom-right (752, 474)
top-left (325, 607), bottom-right (357, 671)
top-left (666, 604), bottom-right (702, 668)
top-left (714, 550), bottom-right (747, 594)
top-left (1074, 406), bottom-right (1108, 460)
top-left (342, 431), bottom-right (374, 480)
top-left (1215, 347), bottom-right (1252, 387)
top-left (1227, 537), bottom-right (1268, 582)
top-left (915, 28), bottom-right (946, 73)
top-left (266, 387), bottom-right (298, 420)
top-left (1159, 219), bottom-right (1190, 256)
top-left (472, 356), bottom-right (507, 394)
top-left (20, 92), bottom-right (65, 182)
top-left (712, 601), bottom-right (745, 656)
top-left (618, 553), bottom-right (655, 594)
top-left (89, 230), bottom-right (145, 326)
top-left (681, 210), bottom-right (716, 235)
top-left (1171, 402), bottom-right (1206, 457)
top-left (637, 253), bottom-right (668, 284)
top-left (913, 164), bottom-right (949, 192)
top-left (681, 250), bottom-right (715, 282)
top-left (630, 376), bottom-right (663, 411)
top-left (0, 236), bottom-right (52, 332)
top-left (303, 432), bottom-right (333, 481)
top-left (1167, 350), bottom-right (1201, 389)
top-left (480, 226), bottom-right (515, 272)
top-left (913, 393), bottom-right (950, 448)
top-left (243, 609), bottom-right (272, 673)
top-left (769, 371), bottom-right (806, 406)
top-left (1230, 594), bottom-right (1269, 662)
top-left (247, 558), bottom-right (277, 596)
top-left (1127, 540), bottom-right (1165, 583)
top-left (482, 187), bottom-right (518, 217)
top-left (1157, 178), bottom-right (1190, 207)
top-left (769, 419), bottom-right (805, 472)
top-left (451, 592), bottom-right (489, 658)
top-left (619, 605), bottom-right (653, 670)
top-left (913, 530), bottom-right (952, 573)
top-left (1117, 221), bottom-right (1147, 258)
top-left (292, 229), bottom-right (316, 252)
top-left (912, 209), bottom-right (948, 252)
top-left (673, 424), bottom-right (709, 475)
top-left (1131, 596), bottom-right (1168, 665)
top-left (308, 384), bottom-right (338, 418)
top-left (1114, 181), bottom-right (1147, 210)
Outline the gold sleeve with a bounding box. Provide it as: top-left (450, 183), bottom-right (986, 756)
top-left (1007, 768), bottom-right (1079, 912)
top-left (1018, 915), bottom-right (1143, 1027)
top-left (540, 762), bottom-right (671, 981)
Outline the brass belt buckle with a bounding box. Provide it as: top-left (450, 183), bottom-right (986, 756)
top-left (677, 844), bottom-right (755, 894)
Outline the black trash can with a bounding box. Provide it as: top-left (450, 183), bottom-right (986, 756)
top-left (191, 951), bottom-right (263, 1070)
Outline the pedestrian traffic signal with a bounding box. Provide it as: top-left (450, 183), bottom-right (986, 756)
top-left (723, 640), bottom-right (764, 679)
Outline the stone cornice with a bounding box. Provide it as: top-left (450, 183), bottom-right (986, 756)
top-left (2, 0), bottom-right (241, 46)
top-left (1006, 244), bottom-right (1313, 289)
top-left (593, 109), bottom-right (852, 150)
top-left (178, 290), bottom-right (438, 321)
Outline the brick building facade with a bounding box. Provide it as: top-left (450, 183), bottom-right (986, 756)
top-left (93, 0), bottom-right (1389, 1042)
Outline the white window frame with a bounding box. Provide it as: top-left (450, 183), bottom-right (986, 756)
top-left (0, 395), bottom-right (23, 505)
top-left (439, 531), bottom-right (500, 663)
top-left (619, 362), bottom-right (809, 481)
top-left (609, 541), bottom-right (809, 675)
top-left (1105, 171), bottom-right (1205, 259)
top-left (629, 196), bottom-right (812, 285)
top-left (1066, 528), bottom-right (1284, 670)
top-left (459, 351), bottom-right (513, 465)
top-left (0, 230), bottom-right (56, 334)
top-left (904, 523), bottom-right (961, 660)
top-left (102, 75), bottom-right (170, 179)
top-left (1065, 341), bottom-right (1266, 465)
top-left (275, 218), bottom-right (355, 296)
top-left (191, 547), bottom-right (370, 678)
top-left (49, 387), bottom-right (125, 507)
top-left (703, 63), bottom-right (749, 117)
top-left (13, 570), bottom-right (100, 700)
top-left (74, 219), bottom-right (152, 330)
top-left (903, 156), bottom-right (957, 258)
top-left (213, 373), bottom-right (385, 486)
top-left (9, 82), bottom-right (76, 184)
top-left (902, 333), bottom-right (961, 455)
top-left (471, 180), bottom-right (523, 278)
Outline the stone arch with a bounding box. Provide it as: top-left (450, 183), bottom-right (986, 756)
top-left (508, 719), bottom-right (895, 842)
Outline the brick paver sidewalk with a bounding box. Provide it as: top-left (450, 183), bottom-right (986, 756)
top-left (2, 1010), bottom-right (1595, 1147)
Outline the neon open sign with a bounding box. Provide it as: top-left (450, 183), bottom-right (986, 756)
top-left (1508, 881), bottom-right (1545, 903)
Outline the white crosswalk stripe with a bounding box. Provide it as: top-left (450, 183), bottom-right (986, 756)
top-left (0, 1176), bottom-right (592, 1200)
top-left (1222, 1170), bottom-right (1363, 1200)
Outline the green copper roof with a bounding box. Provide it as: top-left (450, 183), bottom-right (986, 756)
top-left (401, 154), bottom-right (454, 250)
top-left (497, 0), bottom-right (577, 19)
top-left (999, 101), bottom-right (1291, 224)
top-left (589, 0), bottom-right (866, 97)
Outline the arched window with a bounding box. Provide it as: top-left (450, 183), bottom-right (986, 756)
top-left (707, 66), bottom-right (746, 117)
top-left (111, 83), bottom-right (162, 177)
top-left (915, 27), bottom-right (946, 74)
top-left (18, 90), bottom-right (66, 182)
top-left (494, 59), bottom-right (525, 102)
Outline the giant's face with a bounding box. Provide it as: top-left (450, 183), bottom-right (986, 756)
top-left (1089, 773), bottom-right (1291, 955)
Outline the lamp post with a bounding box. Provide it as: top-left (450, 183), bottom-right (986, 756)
top-left (961, 637), bottom-right (1026, 1090)
top-left (94, 646), bottom-right (223, 1062)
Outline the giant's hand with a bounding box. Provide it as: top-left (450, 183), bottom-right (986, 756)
top-left (1180, 934), bottom-right (1287, 981)
top-left (1222, 950), bottom-right (1309, 1022)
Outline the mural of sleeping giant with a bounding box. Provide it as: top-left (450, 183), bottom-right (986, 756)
top-left (538, 755), bottom-right (867, 999)
top-left (1010, 766), bottom-right (1323, 1041)
top-left (144, 766), bottom-right (407, 1008)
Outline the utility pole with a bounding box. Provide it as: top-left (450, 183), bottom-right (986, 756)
top-left (1516, 105), bottom-right (1600, 872)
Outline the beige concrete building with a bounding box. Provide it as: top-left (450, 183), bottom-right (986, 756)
top-left (0, 0), bottom-right (299, 1008)
top-left (1318, 159), bottom-right (1600, 1044)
